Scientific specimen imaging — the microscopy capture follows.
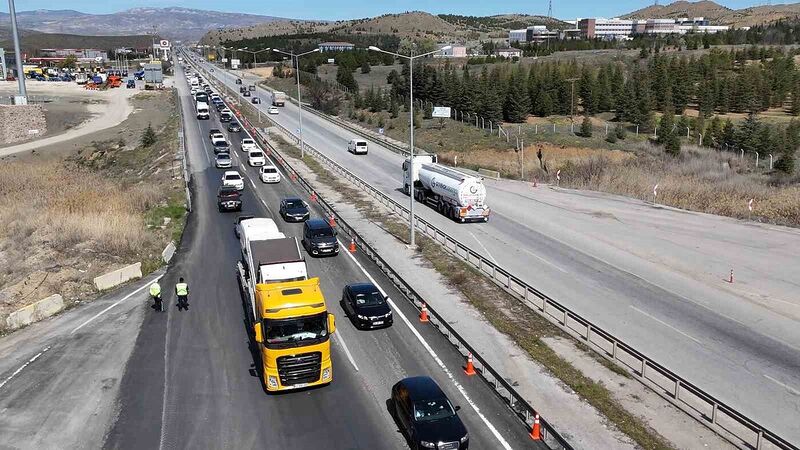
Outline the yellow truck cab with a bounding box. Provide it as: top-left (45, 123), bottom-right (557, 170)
top-left (253, 278), bottom-right (335, 391)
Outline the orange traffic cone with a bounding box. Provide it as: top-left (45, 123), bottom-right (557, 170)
top-left (530, 414), bottom-right (541, 440)
top-left (310, 191), bottom-right (318, 202)
top-left (464, 353), bottom-right (476, 376)
top-left (290, 172), bottom-right (297, 181)
top-left (348, 238), bottom-right (356, 253)
top-left (328, 214), bottom-right (336, 227)
top-left (419, 303), bottom-right (429, 323)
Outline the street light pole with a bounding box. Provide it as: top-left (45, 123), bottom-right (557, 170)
top-left (273, 48), bottom-right (320, 158)
top-left (8, 0), bottom-right (26, 101)
top-left (368, 45), bottom-right (450, 247)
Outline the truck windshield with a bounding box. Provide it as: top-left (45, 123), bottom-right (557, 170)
top-left (264, 313), bottom-right (328, 348)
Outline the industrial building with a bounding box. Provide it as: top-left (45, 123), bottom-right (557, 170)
top-left (509, 26), bottom-right (559, 43)
top-left (576, 17), bottom-right (729, 40)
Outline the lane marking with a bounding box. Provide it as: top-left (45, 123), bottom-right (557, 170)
top-left (338, 239), bottom-right (513, 450)
top-left (70, 275), bottom-right (164, 335)
top-left (763, 374), bottom-right (800, 396)
top-left (469, 231), bottom-right (498, 265)
top-left (0, 346), bottom-right (51, 390)
top-left (518, 246), bottom-right (568, 274)
top-left (333, 333), bottom-right (360, 372)
top-left (629, 305), bottom-right (702, 345)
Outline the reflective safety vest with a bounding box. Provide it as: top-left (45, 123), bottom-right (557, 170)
top-left (175, 283), bottom-right (189, 296)
top-left (149, 282), bottom-right (161, 297)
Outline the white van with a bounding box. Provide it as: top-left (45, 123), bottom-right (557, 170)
top-left (347, 139), bottom-right (368, 155)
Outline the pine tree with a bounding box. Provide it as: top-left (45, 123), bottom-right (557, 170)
top-left (580, 116), bottom-right (593, 137)
top-left (390, 95), bottom-right (399, 118)
top-left (722, 119), bottom-right (736, 147)
top-left (579, 67), bottom-right (597, 115)
top-left (534, 90), bottom-right (554, 117)
top-left (737, 112), bottom-right (762, 153)
top-left (361, 61), bottom-right (371, 74)
top-left (504, 75), bottom-right (530, 123)
top-left (791, 81), bottom-right (800, 116)
top-left (774, 151), bottom-right (796, 174)
top-left (141, 123), bottom-right (156, 147)
top-left (614, 122), bottom-right (627, 140)
top-left (657, 109), bottom-right (675, 145)
top-left (664, 132), bottom-right (681, 156)
top-left (480, 88), bottom-right (503, 123)
top-left (337, 66), bottom-right (358, 92)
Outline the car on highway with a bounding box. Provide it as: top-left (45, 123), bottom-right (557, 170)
top-left (390, 376), bottom-right (469, 450)
top-left (217, 186), bottom-right (242, 212)
top-left (235, 78), bottom-right (242, 84)
top-left (259, 164), bottom-right (280, 183)
top-left (252, 97), bottom-right (261, 104)
top-left (342, 283), bottom-right (392, 329)
top-left (347, 139), bottom-right (369, 155)
top-left (279, 197), bottom-right (309, 222)
top-left (239, 86), bottom-right (247, 93)
top-left (220, 112), bottom-right (233, 123)
top-left (302, 218), bottom-right (339, 257)
top-left (221, 171), bottom-right (244, 191)
top-left (233, 214), bottom-right (255, 238)
top-left (190, 87), bottom-right (199, 96)
top-left (240, 138), bottom-right (257, 152)
top-left (243, 90), bottom-right (251, 97)
top-left (215, 152), bottom-right (232, 168)
top-left (248, 150), bottom-right (266, 167)
top-left (267, 107), bottom-right (279, 115)
top-left (208, 128), bottom-right (222, 139)
top-left (227, 122), bottom-right (242, 133)
top-left (213, 139), bottom-right (231, 154)
top-left (215, 102), bottom-right (227, 112)
top-left (220, 107), bottom-right (232, 115)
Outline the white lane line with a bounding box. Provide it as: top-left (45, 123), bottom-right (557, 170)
top-left (333, 333), bottom-right (360, 372)
top-left (763, 374), bottom-right (800, 396)
top-left (629, 305), bottom-right (702, 345)
top-left (518, 246), bottom-right (568, 274)
top-left (70, 275), bottom-right (164, 335)
top-left (0, 346), bottom-right (51, 390)
top-left (469, 231), bottom-right (498, 265)
top-left (338, 239), bottom-right (513, 450)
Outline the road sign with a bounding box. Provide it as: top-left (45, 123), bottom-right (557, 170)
top-left (231, 58), bottom-right (240, 69)
top-left (160, 39), bottom-right (170, 49)
top-left (748, 198), bottom-right (754, 211)
top-left (432, 106), bottom-right (451, 118)
top-left (556, 170), bottom-right (561, 181)
top-left (653, 183), bottom-right (659, 197)
top-left (378, 128), bottom-right (384, 135)
top-left (327, 58), bottom-right (335, 64)
top-left (222, 58), bottom-right (228, 63)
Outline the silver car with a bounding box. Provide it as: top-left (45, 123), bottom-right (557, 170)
top-left (215, 152), bottom-right (232, 168)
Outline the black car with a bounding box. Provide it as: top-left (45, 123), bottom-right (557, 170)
top-left (252, 97), bottom-right (261, 104)
top-left (213, 140), bottom-right (230, 154)
top-left (342, 283), bottom-right (392, 329)
top-left (220, 112), bottom-right (233, 123)
top-left (243, 90), bottom-right (251, 97)
top-left (227, 122), bottom-right (242, 132)
top-left (235, 78), bottom-right (242, 84)
top-left (216, 102), bottom-right (227, 112)
top-left (217, 186), bottom-right (242, 212)
top-left (301, 218), bottom-right (339, 257)
top-left (279, 197), bottom-right (310, 222)
top-left (391, 377), bottom-right (469, 450)
top-left (240, 86), bottom-right (247, 93)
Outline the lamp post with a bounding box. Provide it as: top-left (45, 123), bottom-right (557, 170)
top-left (7, 0), bottom-right (27, 102)
top-left (368, 45), bottom-right (451, 247)
top-left (237, 47), bottom-right (272, 68)
top-left (272, 48), bottom-right (320, 158)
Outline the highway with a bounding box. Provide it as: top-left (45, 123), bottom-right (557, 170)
top-left (104, 63), bottom-right (537, 449)
top-left (192, 54), bottom-right (800, 442)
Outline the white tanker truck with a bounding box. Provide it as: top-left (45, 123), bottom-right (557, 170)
top-left (402, 154), bottom-right (490, 222)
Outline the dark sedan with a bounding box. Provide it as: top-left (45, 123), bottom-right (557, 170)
top-left (217, 186), bottom-right (242, 212)
top-left (391, 377), bottom-right (469, 450)
top-left (342, 283), bottom-right (392, 329)
top-left (227, 122), bottom-right (242, 133)
top-left (279, 197), bottom-right (309, 222)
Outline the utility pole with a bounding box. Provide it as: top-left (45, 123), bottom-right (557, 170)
top-left (8, 0), bottom-right (27, 102)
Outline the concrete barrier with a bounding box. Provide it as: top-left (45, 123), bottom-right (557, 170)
top-left (162, 242), bottom-right (176, 263)
top-left (5, 294), bottom-right (64, 331)
top-left (93, 262), bottom-right (142, 291)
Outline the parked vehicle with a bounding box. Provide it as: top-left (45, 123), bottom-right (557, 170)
top-left (402, 155), bottom-right (490, 223)
top-left (279, 197), bottom-right (309, 222)
top-left (215, 152), bottom-right (232, 168)
top-left (390, 377), bottom-right (469, 450)
top-left (347, 139), bottom-right (368, 155)
top-left (260, 165), bottom-right (281, 183)
top-left (217, 186), bottom-right (242, 212)
top-left (301, 218), bottom-right (339, 257)
top-left (272, 91), bottom-right (286, 107)
top-left (342, 283), bottom-right (392, 329)
top-left (248, 150), bottom-right (266, 167)
top-left (222, 171), bottom-right (244, 190)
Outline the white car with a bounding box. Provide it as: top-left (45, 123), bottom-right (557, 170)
top-left (210, 132), bottom-right (225, 143)
top-left (267, 107), bottom-right (279, 115)
top-left (347, 139), bottom-right (368, 155)
top-left (221, 171), bottom-right (244, 191)
top-left (260, 164), bottom-right (281, 183)
top-left (248, 150), bottom-right (266, 167)
top-left (220, 108), bottom-right (232, 115)
top-left (240, 138), bottom-right (257, 152)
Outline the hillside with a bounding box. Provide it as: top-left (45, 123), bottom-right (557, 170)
top-left (0, 8), bottom-right (288, 41)
top-left (331, 11), bottom-right (458, 39)
top-left (0, 26), bottom-right (154, 52)
top-left (202, 20), bottom-right (337, 45)
top-left (622, 0), bottom-right (800, 28)
top-left (439, 14), bottom-right (567, 30)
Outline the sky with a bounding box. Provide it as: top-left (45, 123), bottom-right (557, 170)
top-left (0, 0), bottom-right (776, 21)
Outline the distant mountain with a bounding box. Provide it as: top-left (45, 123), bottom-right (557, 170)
top-left (0, 7), bottom-right (289, 41)
top-left (621, 0), bottom-right (800, 28)
top-left (0, 25), bottom-right (154, 53)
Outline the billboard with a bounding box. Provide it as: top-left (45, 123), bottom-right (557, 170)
top-left (231, 58), bottom-right (240, 69)
top-left (432, 106), bottom-right (451, 118)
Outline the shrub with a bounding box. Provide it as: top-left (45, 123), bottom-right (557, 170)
top-left (141, 123), bottom-right (156, 147)
top-left (580, 117), bottom-right (592, 137)
top-left (615, 123), bottom-right (627, 140)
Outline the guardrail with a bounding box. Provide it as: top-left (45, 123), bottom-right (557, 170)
top-left (194, 57), bottom-right (799, 450)
top-left (173, 88), bottom-right (192, 212)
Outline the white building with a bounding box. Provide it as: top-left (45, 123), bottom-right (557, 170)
top-left (577, 16), bottom-right (729, 39)
top-left (509, 29), bottom-right (528, 43)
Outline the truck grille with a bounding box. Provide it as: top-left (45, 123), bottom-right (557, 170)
top-left (276, 352), bottom-right (321, 386)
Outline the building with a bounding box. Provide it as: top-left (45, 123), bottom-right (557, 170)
top-left (509, 26), bottom-right (559, 43)
top-left (577, 16), bottom-right (728, 39)
top-left (318, 42), bottom-right (355, 52)
top-left (494, 48), bottom-right (522, 58)
top-left (438, 45), bottom-right (467, 58)
top-left (38, 48), bottom-right (108, 62)
top-left (577, 18), bottom-right (636, 40)
top-left (509, 29), bottom-right (528, 43)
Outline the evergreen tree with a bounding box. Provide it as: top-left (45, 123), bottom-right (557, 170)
top-left (664, 132), bottom-right (681, 156)
top-left (480, 88), bottom-right (503, 123)
top-left (579, 67), bottom-right (597, 115)
top-left (657, 108), bottom-right (675, 145)
top-left (141, 123), bottom-right (156, 147)
top-left (390, 95), bottom-right (399, 118)
top-left (614, 122), bottom-right (627, 140)
top-left (337, 66), bottom-right (359, 92)
top-left (722, 119), bottom-right (736, 147)
top-left (737, 112), bottom-right (762, 153)
top-left (791, 81), bottom-right (800, 116)
top-left (774, 151), bottom-right (796, 174)
top-left (580, 116), bottom-right (593, 137)
top-left (504, 73), bottom-right (530, 123)
top-left (534, 90), bottom-right (554, 117)
top-left (361, 61), bottom-right (371, 74)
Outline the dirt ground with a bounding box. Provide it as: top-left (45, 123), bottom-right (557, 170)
top-left (0, 89), bottom-right (181, 329)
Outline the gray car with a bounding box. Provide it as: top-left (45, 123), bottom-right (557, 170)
top-left (215, 152), bottom-right (232, 168)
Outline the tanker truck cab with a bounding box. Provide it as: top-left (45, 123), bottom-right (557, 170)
top-left (252, 278), bottom-right (335, 391)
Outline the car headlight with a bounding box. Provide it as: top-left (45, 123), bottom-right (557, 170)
top-left (357, 314), bottom-right (367, 320)
top-left (267, 375), bottom-right (278, 388)
top-left (420, 442), bottom-right (436, 449)
top-left (460, 433), bottom-right (469, 443)
top-left (322, 367), bottom-right (331, 380)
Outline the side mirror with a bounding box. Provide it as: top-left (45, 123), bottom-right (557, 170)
top-left (328, 313), bottom-right (336, 334)
top-left (454, 405), bottom-right (461, 412)
top-left (254, 322), bottom-right (263, 343)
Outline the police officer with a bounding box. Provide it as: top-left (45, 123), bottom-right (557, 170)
top-left (149, 281), bottom-right (163, 311)
top-left (175, 277), bottom-right (189, 309)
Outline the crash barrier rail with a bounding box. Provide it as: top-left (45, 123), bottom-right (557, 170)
top-left (174, 88), bottom-right (192, 212)
top-left (196, 58), bottom-right (799, 450)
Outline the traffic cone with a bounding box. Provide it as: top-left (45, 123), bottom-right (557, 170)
top-left (729, 269), bottom-right (734, 283)
top-left (290, 172), bottom-right (297, 181)
top-left (328, 214), bottom-right (336, 227)
top-left (463, 353), bottom-right (476, 376)
top-left (529, 414), bottom-right (541, 440)
top-left (419, 303), bottom-right (429, 323)
top-left (348, 238), bottom-right (356, 253)
top-left (310, 191), bottom-right (318, 202)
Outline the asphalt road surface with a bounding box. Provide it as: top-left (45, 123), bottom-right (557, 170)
top-left (104, 65), bottom-right (538, 449)
top-left (189, 53), bottom-right (800, 443)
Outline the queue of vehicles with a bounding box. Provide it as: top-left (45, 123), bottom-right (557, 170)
top-left (182, 56), bottom-right (470, 448)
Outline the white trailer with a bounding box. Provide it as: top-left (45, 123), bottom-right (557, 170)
top-left (272, 91), bottom-right (286, 107)
top-left (403, 155), bottom-right (490, 223)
